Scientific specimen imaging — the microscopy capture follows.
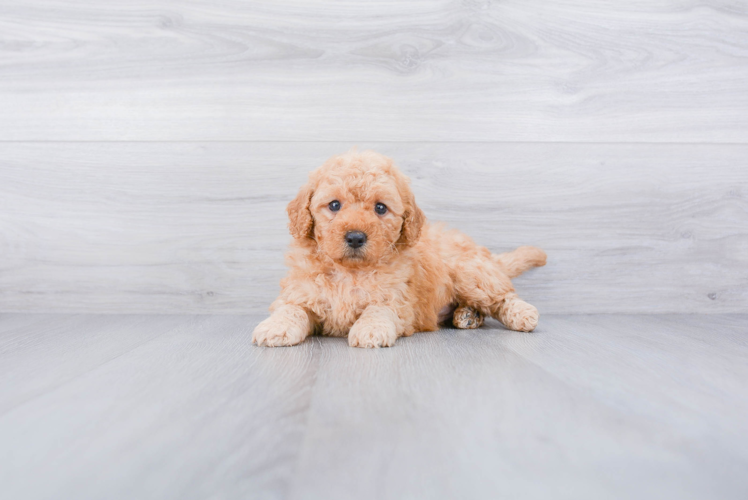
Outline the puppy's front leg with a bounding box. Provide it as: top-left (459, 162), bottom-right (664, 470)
top-left (348, 305), bottom-right (400, 348)
top-left (252, 304), bottom-right (314, 347)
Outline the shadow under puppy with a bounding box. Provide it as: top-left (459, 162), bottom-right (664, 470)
top-left (253, 150), bottom-right (546, 348)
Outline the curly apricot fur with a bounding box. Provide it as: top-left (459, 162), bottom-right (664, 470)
top-left (252, 150), bottom-right (546, 348)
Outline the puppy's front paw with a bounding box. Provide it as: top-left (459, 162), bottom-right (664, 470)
top-left (252, 315), bottom-right (307, 347)
top-left (348, 320), bottom-right (397, 348)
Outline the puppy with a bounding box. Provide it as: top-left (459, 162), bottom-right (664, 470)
top-left (253, 150), bottom-right (546, 348)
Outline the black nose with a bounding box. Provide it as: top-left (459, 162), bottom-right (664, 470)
top-left (345, 231), bottom-right (367, 249)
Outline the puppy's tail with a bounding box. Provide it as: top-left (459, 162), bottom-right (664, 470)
top-left (491, 246), bottom-right (547, 279)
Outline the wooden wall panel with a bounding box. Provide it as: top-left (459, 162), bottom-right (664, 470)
top-left (1, 142), bottom-right (745, 314)
top-left (0, 0), bottom-right (746, 141)
top-left (1, 1), bottom-right (746, 313)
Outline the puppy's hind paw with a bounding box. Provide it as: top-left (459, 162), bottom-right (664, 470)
top-left (497, 293), bottom-right (539, 332)
top-left (452, 306), bottom-right (485, 329)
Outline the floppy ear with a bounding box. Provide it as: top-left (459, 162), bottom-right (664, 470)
top-left (287, 183), bottom-right (315, 240)
top-left (397, 192), bottom-right (425, 247)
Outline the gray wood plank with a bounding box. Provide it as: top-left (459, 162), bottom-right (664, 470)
top-left (1, 314), bottom-right (746, 500)
top-left (289, 314), bottom-right (748, 500)
top-left (0, 314), bottom-right (319, 500)
top-left (0, 314), bottom-right (188, 414)
top-left (1, 142), bottom-right (746, 314)
top-left (501, 314), bottom-right (748, 436)
top-left (0, 1), bottom-right (746, 141)
top-left (0, 313), bottom-right (52, 340)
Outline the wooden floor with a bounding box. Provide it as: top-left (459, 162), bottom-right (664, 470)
top-left (1, 313), bottom-right (746, 500)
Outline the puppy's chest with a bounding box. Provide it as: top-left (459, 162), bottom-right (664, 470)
top-left (311, 270), bottom-right (405, 335)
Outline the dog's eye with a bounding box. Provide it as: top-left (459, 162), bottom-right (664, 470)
top-left (374, 203), bottom-right (387, 215)
top-left (329, 200), bottom-right (341, 212)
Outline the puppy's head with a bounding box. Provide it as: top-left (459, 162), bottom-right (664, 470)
top-left (287, 150), bottom-right (425, 266)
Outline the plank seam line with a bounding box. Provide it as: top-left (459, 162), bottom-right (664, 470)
top-left (1, 141), bottom-right (748, 146)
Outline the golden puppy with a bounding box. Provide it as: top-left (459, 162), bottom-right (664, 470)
top-left (253, 150), bottom-right (546, 348)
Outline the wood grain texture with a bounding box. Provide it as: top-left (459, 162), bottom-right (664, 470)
top-left (0, 314), bottom-right (320, 500)
top-left (1, 142), bottom-right (746, 314)
top-left (0, 0), bottom-right (747, 141)
top-left (290, 314), bottom-right (748, 500)
top-left (1, 313), bottom-right (746, 499)
top-left (0, 314), bottom-right (182, 413)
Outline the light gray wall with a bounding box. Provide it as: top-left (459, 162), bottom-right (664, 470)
top-left (1, 1), bottom-right (746, 314)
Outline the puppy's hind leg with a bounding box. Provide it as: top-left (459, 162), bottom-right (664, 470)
top-left (453, 255), bottom-right (539, 332)
top-left (495, 293), bottom-right (539, 332)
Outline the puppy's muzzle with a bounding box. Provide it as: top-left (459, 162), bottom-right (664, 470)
top-left (345, 231), bottom-right (367, 249)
